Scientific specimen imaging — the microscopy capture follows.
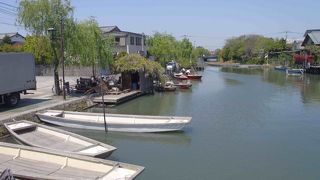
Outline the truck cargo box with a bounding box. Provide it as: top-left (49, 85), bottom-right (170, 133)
top-left (0, 53), bottom-right (36, 95)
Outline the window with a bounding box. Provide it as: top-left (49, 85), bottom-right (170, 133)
top-left (115, 37), bottom-right (120, 45)
top-left (136, 37), bottom-right (142, 46)
top-left (130, 37), bottom-right (135, 45)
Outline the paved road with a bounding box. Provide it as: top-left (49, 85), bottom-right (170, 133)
top-left (0, 76), bottom-right (85, 121)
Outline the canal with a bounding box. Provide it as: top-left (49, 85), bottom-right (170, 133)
top-left (7, 66), bottom-right (320, 179)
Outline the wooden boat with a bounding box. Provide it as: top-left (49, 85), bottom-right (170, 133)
top-left (286, 68), bottom-right (304, 76)
top-left (164, 81), bottom-right (177, 92)
top-left (164, 85), bottom-right (177, 92)
top-left (4, 120), bottom-right (116, 158)
top-left (186, 74), bottom-right (202, 80)
top-left (36, 110), bottom-right (192, 133)
top-left (0, 142), bottom-right (144, 180)
top-left (174, 82), bottom-right (192, 89)
top-left (173, 73), bottom-right (188, 80)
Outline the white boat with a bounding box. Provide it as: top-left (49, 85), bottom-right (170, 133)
top-left (0, 142), bottom-right (144, 180)
top-left (286, 68), bottom-right (304, 76)
top-left (4, 120), bottom-right (116, 158)
top-left (36, 110), bottom-right (192, 133)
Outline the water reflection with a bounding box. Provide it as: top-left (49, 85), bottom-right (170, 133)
top-left (220, 67), bottom-right (263, 75)
top-left (221, 67), bottom-right (320, 104)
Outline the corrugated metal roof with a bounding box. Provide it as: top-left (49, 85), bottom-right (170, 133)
top-left (304, 29), bottom-right (320, 37)
top-left (308, 31), bottom-right (320, 45)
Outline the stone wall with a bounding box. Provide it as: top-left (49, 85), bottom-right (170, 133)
top-left (36, 65), bottom-right (94, 76)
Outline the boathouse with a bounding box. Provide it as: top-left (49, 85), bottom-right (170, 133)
top-left (114, 54), bottom-right (162, 94)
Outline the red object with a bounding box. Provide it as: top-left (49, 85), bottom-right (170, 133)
top-left (294, 54), bottom-right (314, 63)
top-left (187, 75), bottom-right (202, 80)
top-left (174, 75), bottom-right (188, 80)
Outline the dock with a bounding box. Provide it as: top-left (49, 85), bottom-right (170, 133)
top-left (93, 90), bottom-right (142, 105)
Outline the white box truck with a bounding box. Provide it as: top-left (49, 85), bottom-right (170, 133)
top-left (0, 53), bottom-right (36, 107)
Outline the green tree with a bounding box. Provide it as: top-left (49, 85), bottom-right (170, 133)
top-left (176, 38), bottom-right (193, 67)
top-left (1, 35), bottom-right (12, 45)
top-left (66, 18), bottom-right (114, 75)
top-left (18, 0), bottom-right (113, 94)
top-left (147, 32), bottom-right (178, 65)
top-left (114, 54), bottom-right (164, 81)
top-left (23, 35), bottom-right (52, 64)
top-left (18, 0), bottom-right (74, 95)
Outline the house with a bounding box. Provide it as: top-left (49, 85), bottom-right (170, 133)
top-left (100, 26), bottom-right (147, 55)
top-left (301, 29), bottom-right (320, 46)
top-left (0, 32), bottom-right (25, 45)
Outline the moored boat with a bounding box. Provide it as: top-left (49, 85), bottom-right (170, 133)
top-left (4, 120), bottom-right (116, 158)
top-left (0, 142), bottom-right (144, 180)
top-left (164, 81), bottom-right (177, 91)
top-left (286, 68), bottom-right (304, 76)
top-left (173, 73), bottom-right (188, 80)
top-left (186, 74), bottom-right (202, 80)
top-left (174, 82), bottom-right (192, 89)
top-left (36, 110), bottom-right (192, 133)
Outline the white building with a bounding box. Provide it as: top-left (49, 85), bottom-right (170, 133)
top-left (100, 26), bottom-right (147, 55)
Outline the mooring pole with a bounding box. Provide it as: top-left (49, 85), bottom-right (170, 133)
top-left (101, 79), bottom-right (107, 132)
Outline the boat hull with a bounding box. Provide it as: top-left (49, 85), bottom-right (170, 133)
top-left (187, 75), bottom-right (202, 80)
top-left (286, 69), bottom-right (304, 76)
top-left (36, 112), bottom-right (191, 133)
top-left (0, 142), bottom-right (144, 180)
top-left (4, 121), bottom-right (116, 158)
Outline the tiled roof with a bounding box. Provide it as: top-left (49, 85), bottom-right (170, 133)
top-left (100, 26), bottom-right (120, 33)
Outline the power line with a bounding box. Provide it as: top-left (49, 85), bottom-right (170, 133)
top-left (0, 2), bottom-right (18, 9)
top-left (0, 8), bottom-right (17, 16)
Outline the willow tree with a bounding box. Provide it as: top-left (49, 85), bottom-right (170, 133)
top-left (114, 54), bottom-right (164, 82)
top-left (18, 0), bottom-right (73, 95)
top-left (18, 0), bottom-right (113, 95)
top-left (66, 19), bottom-right (114, 76)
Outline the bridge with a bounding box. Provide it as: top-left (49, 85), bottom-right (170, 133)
top-left (202, 56), bottom-right (218, 62)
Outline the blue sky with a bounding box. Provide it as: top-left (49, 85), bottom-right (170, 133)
top-left (1, 0), bottom-right (320, 50)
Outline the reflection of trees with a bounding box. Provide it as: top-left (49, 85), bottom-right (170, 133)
top-left (262, 69), bottom-right (320, 104)
top-left (90, 93), bottom-right (178, 116)
top-left (220, 67), bottom-right (263, 75)
top-left (300, 75), bottom-right (320, 103)
top-left (262, 69), bottom-right (288, 86)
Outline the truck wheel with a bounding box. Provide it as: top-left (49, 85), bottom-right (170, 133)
top-left (5, 93), bottom-right (20, 107)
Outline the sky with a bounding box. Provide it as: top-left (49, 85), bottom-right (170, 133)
top-left (1, 0), bottom-right (320, 50)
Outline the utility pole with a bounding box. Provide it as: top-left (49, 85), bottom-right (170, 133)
top-left (60, 17), bottom-right (66, 100)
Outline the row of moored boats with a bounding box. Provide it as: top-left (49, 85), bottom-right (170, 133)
top-left (0, 110), bottom-right (192, 179)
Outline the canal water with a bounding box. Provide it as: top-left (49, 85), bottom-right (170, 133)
top-left (82, 66), bottom-right (320, 180)
top-left (7, 66), bottom-right (320, 179)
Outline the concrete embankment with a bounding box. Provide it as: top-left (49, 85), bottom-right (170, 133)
top-left (0, 96), bottom-right (93, 137)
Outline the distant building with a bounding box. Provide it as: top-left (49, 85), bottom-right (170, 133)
top-left (0, 32), bottom-right (25, 45)
top-left (301, 29), bottom-right (320, 46)
top-left (292, 40), bottom-right (304, 51)
top-left (100, 26), bottom-right (147, 55)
